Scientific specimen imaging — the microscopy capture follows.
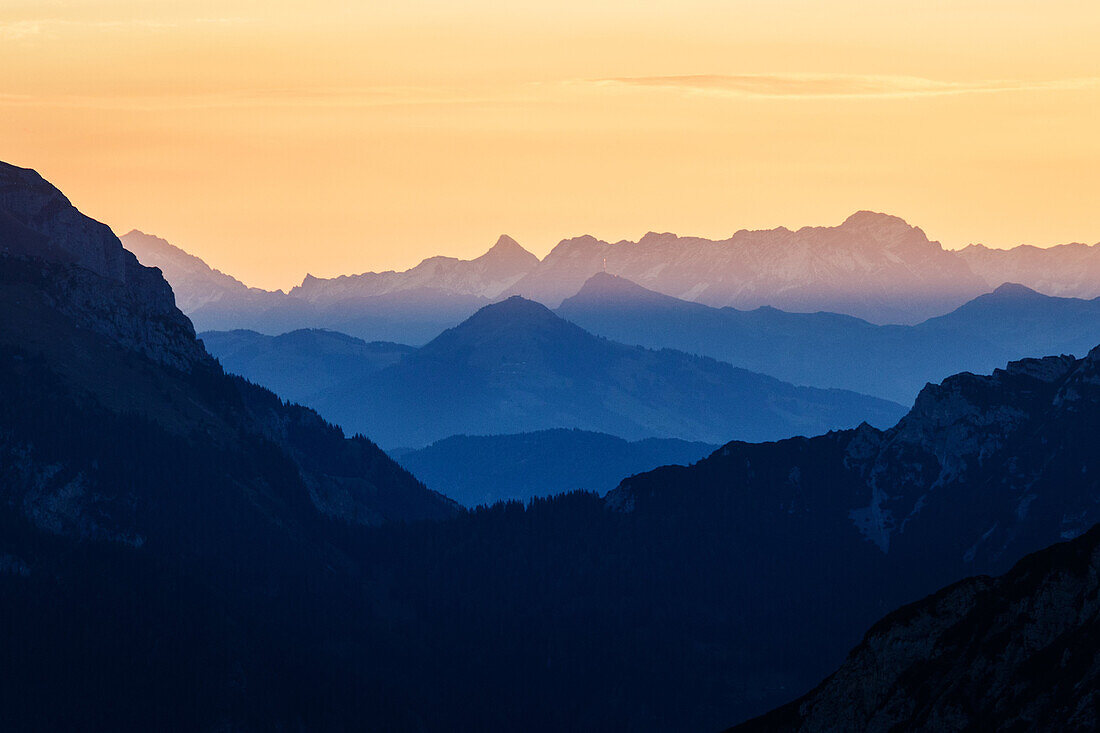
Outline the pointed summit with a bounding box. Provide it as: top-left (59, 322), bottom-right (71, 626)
top-left (989, 282), bottom-right (1043, 298)
top-left (476, 234), bottom-right (539, 268)
top-left (442, 295), bottom-right (567, 337)
top-left (564, 272), bottom-right (673, 306)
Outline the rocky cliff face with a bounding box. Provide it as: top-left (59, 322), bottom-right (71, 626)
top-left (732, 523), bottom-right (1100, 732)
top-left (1, 162), bottom-right (208, 371)
top-left (0, 162), bottom-right (176, 310)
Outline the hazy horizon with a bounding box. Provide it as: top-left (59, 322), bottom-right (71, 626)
top-left (4, 1), bottom-right (1100, 289)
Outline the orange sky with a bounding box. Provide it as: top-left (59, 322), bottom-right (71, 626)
top-left (3, 1), bottom-right (1100, 290)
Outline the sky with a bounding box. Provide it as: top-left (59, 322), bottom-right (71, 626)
top-left (3, 1), bottom-right (1100, 290)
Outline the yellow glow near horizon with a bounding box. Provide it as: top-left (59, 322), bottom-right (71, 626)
top-left (3, 1), bottom-right (1100, 289)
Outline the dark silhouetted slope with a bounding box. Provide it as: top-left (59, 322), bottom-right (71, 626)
top-left (0, 162), bottom-right (457, 729)
top-left (732, 524), bottom-right (1100, 732)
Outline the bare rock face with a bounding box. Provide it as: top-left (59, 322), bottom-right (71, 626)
top-left (0, 162), bottom-right (175, 311)
top-left (732, 524), bottom-right (1100, 732)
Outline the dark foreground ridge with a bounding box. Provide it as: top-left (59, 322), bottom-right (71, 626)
top-left (732, 523), bottom-right (1100, 731)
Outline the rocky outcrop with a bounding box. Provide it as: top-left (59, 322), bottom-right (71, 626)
top-left (1, 162), bottom-right (208, 371)
top-left (732, 523), bottom-right (1100, 732)
top-left (0, 162), bottom-right (177, 313)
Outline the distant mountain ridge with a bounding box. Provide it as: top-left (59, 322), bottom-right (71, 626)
top-left (291, 234), bottom-right (539, 303)
top-left (199, 329), bottom-right (413, 405)
top-left (960, 240), bottom-right (1100, 300)
top-left (392, 429), bottom-right (718, 507)
top-left (121, 230), bottom-right (507, 342)
top-left (557, 272), bottom-right (1100, 403)
top-left (510, 211), bottom-right (986, 322)
top-left (126, 215), bottom-right (1100, 341)
top-left (232, 296), bottom-right (906, 448)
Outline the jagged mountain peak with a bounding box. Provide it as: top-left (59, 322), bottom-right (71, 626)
top-left (482, 233), bottom-right (535, 260)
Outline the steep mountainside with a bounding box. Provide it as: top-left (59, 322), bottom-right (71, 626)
top-left (200, 329), bottom-right (413, 405)
top-left (960, 241), bottom-right (1100, 299)
top-left (511, 211), bottom-right (987, 322)
top-left (392, 429), bottom-right (717, 507)
top-left (733, 525), bottom-right (1100, 732)
top-left (558, 273), bottom-right (1100, 403)
top-left (0, 161), bottom-right (453, 529)
top-left (0, 162), bottom-right (465, 729)
top-left (307, 296), bottom-right (905, 447)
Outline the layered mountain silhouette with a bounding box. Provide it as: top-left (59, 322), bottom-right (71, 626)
top-left (391, 429), bottom-right (718, 507)
top-left (558, 272), bottom-right (1100, 403)
top-left (128, 216), bottom-right (1100, 343)
top-left (244, 296), bottom-right (905, 447)
top-left (733, 524), bottom-right (1100, 731)
top-left (0, 162), bottom-right (460, 727)
top-left (7, 160), bottom-right (1100, 731)
top-left (122, 229), bottom-right (501, 343)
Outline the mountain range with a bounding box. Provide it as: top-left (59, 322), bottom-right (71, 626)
top-left (6, 161), bottom-right (1100, 731)
top-left (558, 272), bottom-right (1100, 403)
top-left (960, 240), bottom-right (1100, 299)
top-left (205, 296), bottom-right (905, 448)
top-left (124, 215), bottom-right (1100, 342)
top-left (391, 429), bottom-right (718, 507)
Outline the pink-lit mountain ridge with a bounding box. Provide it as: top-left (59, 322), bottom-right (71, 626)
top-left (124, 212), bottom-right (1100, 335)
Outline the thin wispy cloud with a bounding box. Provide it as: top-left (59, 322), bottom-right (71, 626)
top-left (0, 86), bottom-right (513, 112)
top-left (0, 16), bottom-right (246, 40)
top-left (588, 74), bottom-right (1100, 99)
